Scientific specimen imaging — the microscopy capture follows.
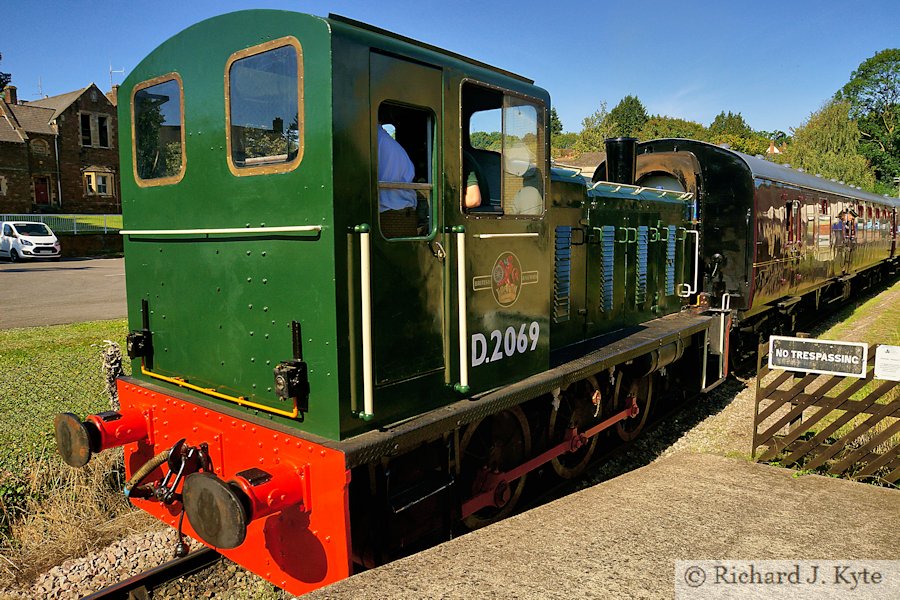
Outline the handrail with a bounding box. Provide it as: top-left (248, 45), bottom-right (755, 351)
top-left (588, 180), bottom-right (694, 201)
top-left (454, 226), bottom-right (469, 393)
top-left (377, 182), bottom-right (433, 191)
top-left (677, 229), bottom-right (699, 298)
top-left (472, 233), bottom-right (539, 239)
top-left (120, 225), bottom-right (322, 236)
top-left (355, 224), bottom-right (375, 421)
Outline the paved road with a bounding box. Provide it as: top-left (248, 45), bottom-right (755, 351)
top-left (0, 257), bottom-right (126, 328)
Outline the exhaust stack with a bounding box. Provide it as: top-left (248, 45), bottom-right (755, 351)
top-left (604, 137), bottom-right (638, 185)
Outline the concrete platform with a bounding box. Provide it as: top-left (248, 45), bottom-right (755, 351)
top-left (307, 453), bottom-right (900, 599)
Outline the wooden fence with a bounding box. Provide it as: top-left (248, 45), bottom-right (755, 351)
top-left (752, 343), bottom-right (900, 485)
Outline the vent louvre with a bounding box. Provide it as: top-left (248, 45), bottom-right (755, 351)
top-left (636, 226), bottom-right (649, 305)
top-left (666, 225), bottom-right (676, 296)
top-left (553, 226), bottom-right (572, 323)
top-left (598, 225), bottom-right (615, 313)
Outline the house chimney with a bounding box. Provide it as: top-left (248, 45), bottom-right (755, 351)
top-left (3, 85), bottom-right (17, 104)
top-left (106, 85), bottom-right (119, 107)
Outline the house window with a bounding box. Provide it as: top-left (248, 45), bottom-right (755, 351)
top-left (98, 116), bottom-right (110, 147)
top-left (84, 172), bottom-right (115, 196)
top-left (81, 114), bottom-right (92, 146)
top-left (132, 73), bottom-right (185, 185)
top-left (225, 37), bottom-right (303, 176)
top-left (80, 112), bottom-right (112, 148)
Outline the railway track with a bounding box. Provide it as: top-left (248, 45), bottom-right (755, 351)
top-left (81, 547), bottom-right (220, 600)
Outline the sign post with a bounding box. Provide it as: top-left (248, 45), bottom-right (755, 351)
top-left (768, 336), bottom-right (868, 378)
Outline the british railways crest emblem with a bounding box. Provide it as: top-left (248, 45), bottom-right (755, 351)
top-left (472, 252), bottom-right (539, 307)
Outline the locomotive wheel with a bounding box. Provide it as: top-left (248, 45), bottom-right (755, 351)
top-left (459, 405), bottom-right (531, 530)
top-left (549, 377), bottom-right (600, 479)
top-left (615, 372), bottom-right (654, 442)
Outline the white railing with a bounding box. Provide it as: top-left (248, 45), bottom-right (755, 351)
top-left (0, 214), bottom-right (123, 234)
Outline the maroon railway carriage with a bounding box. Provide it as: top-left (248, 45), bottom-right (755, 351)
top-left (616, 139), bottom-right (899, 344)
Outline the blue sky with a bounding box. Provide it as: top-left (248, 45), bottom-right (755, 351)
top-left (3, 1), bottom-right (897, 134)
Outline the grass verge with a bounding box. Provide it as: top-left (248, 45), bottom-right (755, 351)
top-left (0, 319), bottom-right (159, 585)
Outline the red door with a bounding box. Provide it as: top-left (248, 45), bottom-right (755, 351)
top-left (34, 178), bottom-right (50, 205)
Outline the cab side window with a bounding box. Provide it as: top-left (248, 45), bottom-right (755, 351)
top-left (377, 103), bottom-right (435, 239)
top-left (462, 82), bottom-right (545, 216)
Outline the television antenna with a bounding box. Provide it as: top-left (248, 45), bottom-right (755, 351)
top-left (109, 61), bottom-right (125, 89)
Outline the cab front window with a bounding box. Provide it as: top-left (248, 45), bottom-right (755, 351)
top-left (226, 37), bottom-right (303, 176)
top-left (132, 74), bottom-right (185, 186)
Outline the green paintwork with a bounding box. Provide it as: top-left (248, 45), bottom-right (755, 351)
top-left (117, 10), bottom-right (688, 442)
top-left (547, 171), bottom-right (692, 352)
top-left (119, 11), bottom-right (339, 437)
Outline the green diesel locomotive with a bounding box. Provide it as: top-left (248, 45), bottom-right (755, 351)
top-left (54, 11), bottom-right (720, 595)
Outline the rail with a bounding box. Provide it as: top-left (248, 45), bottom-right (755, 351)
top-left (82, 547), bottom-right (220, 600)
top-left (0, 213), bottom-right (122, 234)
top-left (120, 225), bottom-right (322, 236)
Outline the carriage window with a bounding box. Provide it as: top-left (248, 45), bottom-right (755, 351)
top-left (786, 200), bottom-right (798, 243)
top-left (462, 82), bottom-right (545, 216)
top-left (841, 209), bottom-right (857, 240)
top-left (226, 37), bottom-right (303, 176)
top-left (133, 74), bottom-right (185, 186)
top-left (377, 103), bottom-right (434, 239)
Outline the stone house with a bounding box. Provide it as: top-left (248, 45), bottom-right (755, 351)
top-left (0, 83), bottom-right (120, 214)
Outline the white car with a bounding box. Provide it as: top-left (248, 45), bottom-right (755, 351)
top-left (0, 221), bottom-right (62, 262)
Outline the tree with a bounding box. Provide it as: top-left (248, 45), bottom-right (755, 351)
top-left (708, 111), bottom-right (753, 137)
top-left (608, 95), bottom-right (648, 138)
top-left (837, 48), bottom-right (900, 187)
top-left (777, 99), bottom-right (877, 190)
top-left (759, 130), bottom-right (789, 144)
top-left (552, 132), bottom-right (578, 149)
top-left (705, 111), bottom-right (770, 154)
top-left (574, 102), bottom-right (617, 153)
top-left (0, 52), bottom-right (10, 91)
top-left (712, 133), bottom-right (770, 156)
top-left (549, 107), bottom-right (563, 137)
top-left (470, 130), bottom-right (502, 152)
top-left (637, 116), bottom-right (708, 141)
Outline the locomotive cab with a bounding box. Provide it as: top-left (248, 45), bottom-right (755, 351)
top-left (113, 11), bottom-right (556, 443)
